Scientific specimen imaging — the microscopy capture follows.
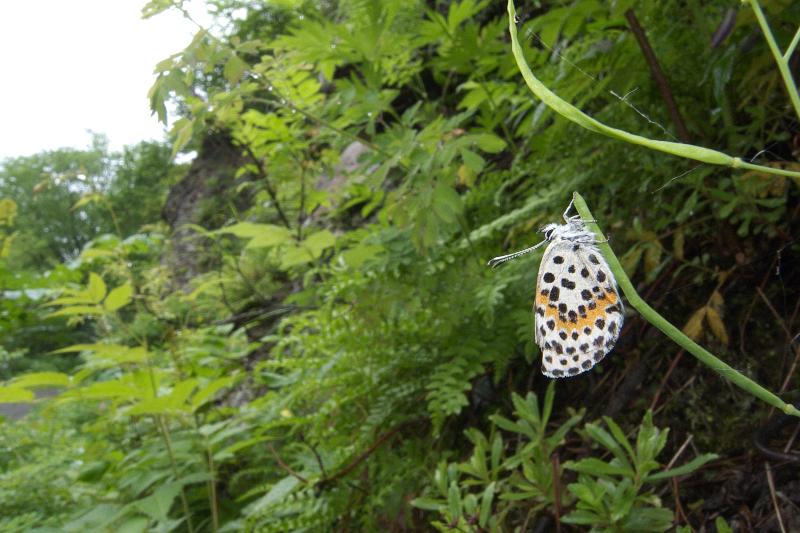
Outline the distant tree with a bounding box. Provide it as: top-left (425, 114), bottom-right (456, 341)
top-left (107, 140), bottom-right (179, 236)
top-left (0, 135), bottom-right (177, 270)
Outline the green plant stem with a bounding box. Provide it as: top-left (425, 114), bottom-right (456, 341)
top-left (745, 0), bottom-right (800, 121)
top-left (571, 192), bottom-right (800, 418)
top-left (506, 0), bottom-right (800, 180)
top-left (784, 28), bottom-right (800, 61)
top-left (157, 415), bottom-right (196, 533)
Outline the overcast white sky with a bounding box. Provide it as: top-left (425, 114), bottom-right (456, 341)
top-left (0, 1), bottom-right (208, 160)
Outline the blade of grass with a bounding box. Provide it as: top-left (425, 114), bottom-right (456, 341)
top-left (506, 0), bottom-right (800, 180)
top-left (571, 191), bottom-right (800, 417)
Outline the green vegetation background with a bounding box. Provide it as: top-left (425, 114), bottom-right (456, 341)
top-left (1, 0), bottom-right (799, 531)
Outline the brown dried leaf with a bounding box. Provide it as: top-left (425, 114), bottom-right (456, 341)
top-left (709, 290), bottom-right (724, 310)
top-left (705, 306), bottom-right (729, 345)
top-left (683, 307), bottom-right (707, 341)
top-left (643, 242), bottom-right (663, 277)
top-left (620, 245), bottom-right (644, 278)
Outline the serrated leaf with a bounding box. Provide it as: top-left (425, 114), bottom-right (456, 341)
top-left (682, 307), bottom-right (706, 341)
top-left (105, 282), bottom-right (133, 311)
top-left (705, 307), bottom-right (728, 345)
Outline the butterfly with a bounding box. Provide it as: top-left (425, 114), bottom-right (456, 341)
top-left (488, 202), bottom-right (623, 377)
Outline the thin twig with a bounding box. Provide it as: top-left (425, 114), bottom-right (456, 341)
top-left (765, 461), bottom-right (787, 533)
top-left (551, 454), bottom-right (562, 533)
top-left (624, 9), bottom-right (691, 142)
top-left (241, 144), bottom-right (293, 229)
top-left (665, 434), bottom-right (694, 470)
top-left (268, 442), bottom-right (308, 484)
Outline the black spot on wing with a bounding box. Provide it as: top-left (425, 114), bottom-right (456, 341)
top-left (549, 287), bottom-right (560, 302)
top-left (553, 255), bottom-right (564, 264)
top-left (561, 278), bottom-right (576, 290)
top-left (543, 272), bottom-right (555, 283)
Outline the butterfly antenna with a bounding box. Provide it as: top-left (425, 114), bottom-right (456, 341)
top-left (487, 241), bottom-right (547, 268)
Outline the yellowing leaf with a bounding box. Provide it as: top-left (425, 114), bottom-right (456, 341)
top-left (620, 245), bottom-right (644, 278)
top-left (643, 242), bottom-right (663, 277)
top-left (709, 290), bottom-right (724, 309)
top-left (682, 307), bottom-right (707, 341)
top-left (87, 273), bottom-right (107, 303)
top-left (0, 198), bottom-right (18, 226)
top-left (705, 306), bottom-right (729, 345)
top-left (72, 193), bottom-right (103, 211)
top-left (105, 282), bottom-right (133, 312)
top-left (673, 227), bottom-right (685, 260)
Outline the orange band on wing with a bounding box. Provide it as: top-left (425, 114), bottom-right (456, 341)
top-left (538, 288), bottom-right (618, 328)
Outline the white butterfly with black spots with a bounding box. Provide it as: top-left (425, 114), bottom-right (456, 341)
top-left (488, 202), bottom-right (624, 378)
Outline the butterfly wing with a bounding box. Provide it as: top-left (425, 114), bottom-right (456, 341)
top-left (535, 241), bottom-right (623, 378)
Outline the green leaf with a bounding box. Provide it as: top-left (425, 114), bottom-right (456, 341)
top-left (252, 476), bottom-right (300, 513)
top-left (410, 497), bottom-right (445, 511)
top-left (0, 386), bottom-right (35, 403)
top-left (715, 516), bottom-right (734, 533)
top-left (224, 54), bottom-right (248, 84)
top-left (171, 117), bottom-right (194, 156)
top-left (12, 371), bottom-right (70, 389)
top-left (104, 282), bottom-right (133, 311)
top-left (460, 148), bottom-right (486, 173)
top-left (191, 376), bottom-right (236, 411)
top-left (87, 273), bottom-right (107, 304)
top-left (468, 133), bottom-right (506, 153)
top-left (646, 453), bottom-right (718, 481)
top-left (447, 481), bottom-right (462, 520)
top-left (134, 482), bottom-right (182, 522)
top-left (117, 516), bottom-right (150, 533)
top-left (279, 245), bottom-right (315, 269)
top-left (565, 457), bottom-right (634, 478)
top-left (479, 482), bottom-right (495, 527)
top-left (303, 229), bottom-right (336, 256)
